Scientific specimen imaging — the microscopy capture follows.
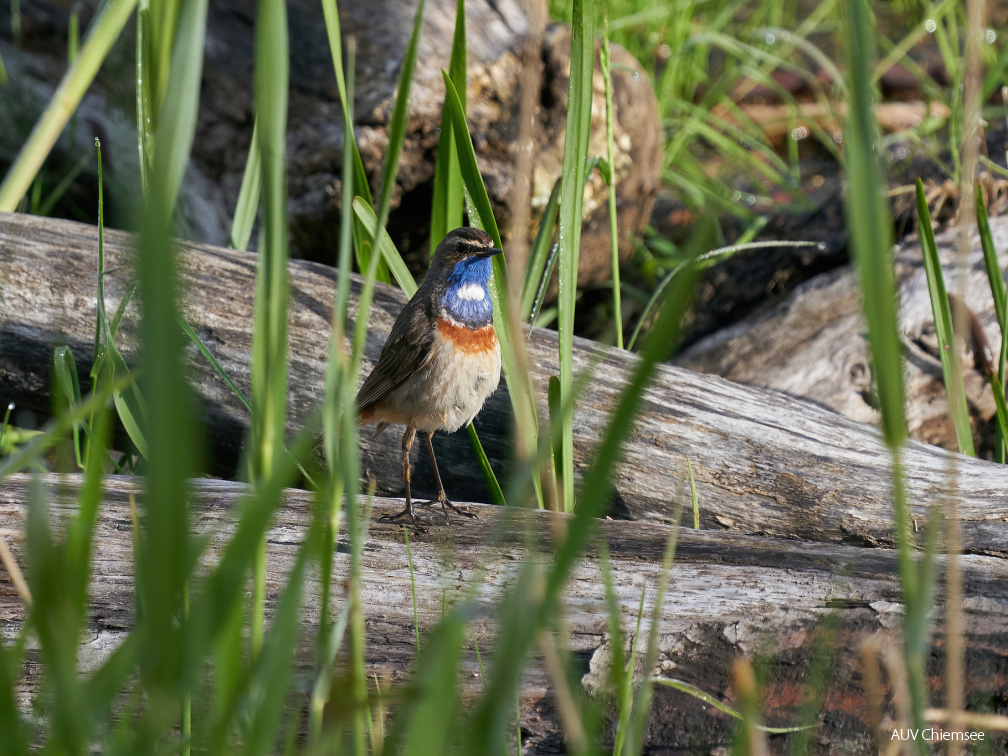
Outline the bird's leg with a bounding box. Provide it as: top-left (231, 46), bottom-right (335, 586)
top-left (420, 431), bottom-right (476, 519)
top-left (379, 426), bottom-right (421, 524)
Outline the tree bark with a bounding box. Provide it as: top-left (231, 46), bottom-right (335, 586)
top-left (3, 212), bottom-right (1008, 558)
top-left (1, 473), bottom-right (1006, 752)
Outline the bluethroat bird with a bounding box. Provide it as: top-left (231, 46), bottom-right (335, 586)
top-left (358, 227), bottom-right (502, 524)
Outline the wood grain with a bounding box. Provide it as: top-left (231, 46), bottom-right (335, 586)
top-left (1, 473), bottom-right (1006, 751)
top-left (679, 213), bottom-right (1008, 454)
top-left (1, 211), bottom-right (1008, 559)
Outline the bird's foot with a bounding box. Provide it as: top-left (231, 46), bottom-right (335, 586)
top-left (420, 491), bottom-right (477, 519)
top-left (378, 504), bottom-right (430, 530)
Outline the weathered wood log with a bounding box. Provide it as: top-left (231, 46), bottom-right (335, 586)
top-left (679, 215), bottom-right (1008, 455)
top-left (1, 473), bottom-right (1007, 752)
top-left (2, 212), bottom-right (1008, 558)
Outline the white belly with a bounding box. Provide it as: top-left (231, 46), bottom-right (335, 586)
top-left (384, 338), bottom-right (502, 434)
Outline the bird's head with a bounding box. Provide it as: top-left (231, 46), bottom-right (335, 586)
top-left (431, 228), bottom-right (502, 328)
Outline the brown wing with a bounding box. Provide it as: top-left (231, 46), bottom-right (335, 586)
top-left (355, 297), bottom-right (436, 411)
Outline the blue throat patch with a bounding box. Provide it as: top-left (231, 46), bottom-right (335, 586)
top-left (441, 256), bottom-right (493, 328)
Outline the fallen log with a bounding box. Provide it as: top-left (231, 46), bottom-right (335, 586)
top-left (1, 212), bottom-right (1008, 556)
top-left (1, 473), bottom-right (1006, 752)
top-left (678, 213), bottom-right (1008, 455)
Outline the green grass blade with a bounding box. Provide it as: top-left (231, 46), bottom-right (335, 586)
top-left (464, 248), bottom-right (701, 754)
top-left (975, 183), bottom-right (1007, 461)
top-left (52, 346), bottom-right (84, 469)
top-left (466, 422), bottom-right (505, 504)
top-left (975, 182), bottom-right (1006, 334)
top-left (442, 70), bottom-right (541, 505)
top-left (241, 543), bottom-right (311, 756)
top-left (429, 0), bottom-right (467, 257)
top-left (249, 0), bottom-right (292, 670)
top-left (556, 0), bottom-right (596, 512)
top-left (131, 0), bottom-right (207, 728)
top-left (367, 0), bottom-right (431, 286)
top-left (0, 403), bottom-right (19, 456)
top-left (66, 406), bottom-right (112, 635)
top-left (1000, 285), bottom-right (1008, 463)
top-left (26, 477), bottom-right (89, 753)
top-left (626, 522), bottom-right (680, 754)
top-left (601, 10), bottom-right (623, 349)
top-left (320, 0), bottom-right (372, 275)
top-left (0, 0), bottom-right (137, 211)
top-left (0, 374), bottom-right (135, 480)
top-left (91, 138), bottom-right (109, 374)
top-left (529, 243), bottom-right (560, 328)
top-left (915, 180), bottom-right (974, 456)
top-left (547, 375), bottom-right (563, 508)
top-left (440, 74), bottom-right (503, 244)
top-left (986, 373), bottom-right (1008, 447)
top-left (843, 0), bottom-right (927, 746)
top-left (146, 0), bottom-right (208, 231)
top-left (250, 0), bottom-right (291, 468)
top-left (352, 198), bottom-right (417, 295)
top-left (381, 613), bottom-right (466, 756)
top-left (842, 0), bottom-right (906, 448)
top-left (0, 633), bottom-right (29, 753)
top-left (332, 40), bottom-right (359, 329)
top-left (96, 136), bottom-right (148, 462)
top-left (136, 4), bottom-right (153, 196)
top-left (347, 501), bottom-right (373, 756)
top-left (148, 1), bottom-right (182, 113)
top-left (521, 179), bottom-right (561, 320)
top-left (320, 0), bottom-right (372, 207)
top-left (177, 314), bottom-right (253, 413)
top-left (229, 118), bottom-right (262, 251)
top-left (313, 40), bottom-right (360, 742)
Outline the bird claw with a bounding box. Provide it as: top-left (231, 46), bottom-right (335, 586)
top-left (378, 506), bottom-right (430, 531)
top-left (419, 494), bottom-right (477, 519)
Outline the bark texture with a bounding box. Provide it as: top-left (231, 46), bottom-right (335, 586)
top-left (679, 215), bottom-right (1008, 456)
top-left (1, 474), bottom-right (1007, 753)
top-left (2, 212), bottom-right (1008, 559)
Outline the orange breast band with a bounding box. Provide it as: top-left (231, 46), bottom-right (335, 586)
top-left (437, 318), bottom-right (498, 354)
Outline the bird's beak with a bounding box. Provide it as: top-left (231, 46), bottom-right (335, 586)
top-left (475, 246), bottom-right (503, 258)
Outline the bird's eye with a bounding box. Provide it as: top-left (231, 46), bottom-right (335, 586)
top-left (455, 241), bottom-right (465, 255)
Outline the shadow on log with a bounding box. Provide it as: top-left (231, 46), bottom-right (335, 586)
top-left (1, 474), bottom-right (1007, 751)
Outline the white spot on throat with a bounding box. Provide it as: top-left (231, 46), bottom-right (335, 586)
top-left (455, 282), bottom-right (486, 301)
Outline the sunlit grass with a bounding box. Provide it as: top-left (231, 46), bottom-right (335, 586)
top-left (915, 178), bottom-right (974, 456)
top-left (556, 0), bottom-right (597, 513)
top-left (0, 0), bottom-right (137, 212)
top-left (843, 0), bottom-right (935, 746)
